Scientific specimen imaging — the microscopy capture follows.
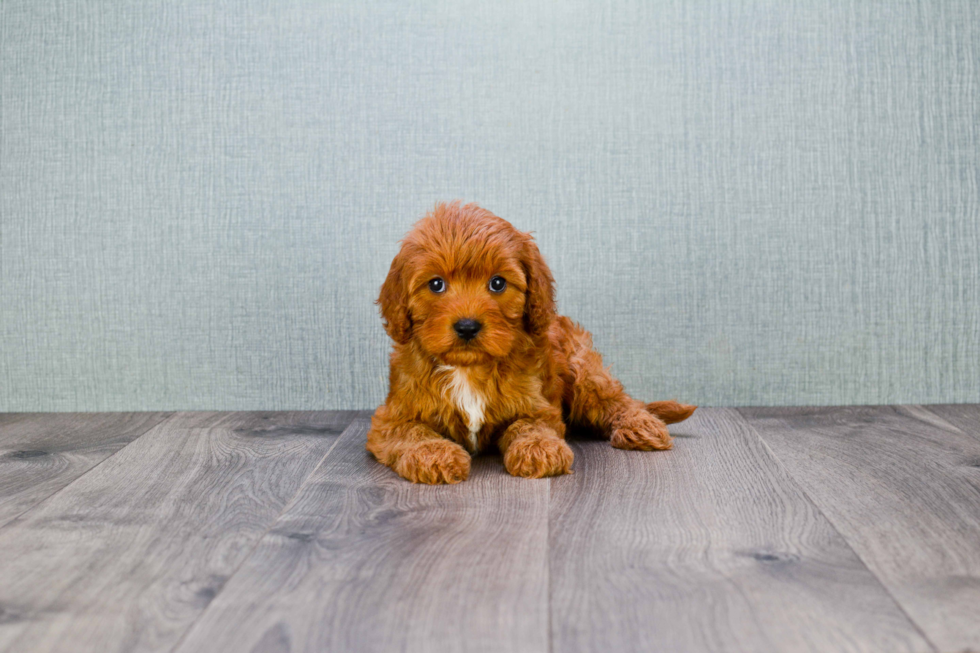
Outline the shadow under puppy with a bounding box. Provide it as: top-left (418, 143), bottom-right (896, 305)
top-left (368, 201), bottom-right (695, 484)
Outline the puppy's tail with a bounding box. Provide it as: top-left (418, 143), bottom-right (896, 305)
top-left (645, 400), bottom-right (697, 424)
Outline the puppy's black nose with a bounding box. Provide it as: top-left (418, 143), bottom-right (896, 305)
top-left (453, 318), bottom-right (482, 341)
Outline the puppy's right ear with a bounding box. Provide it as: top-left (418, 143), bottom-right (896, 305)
top-left (377, 250), bottom-right (413, 344)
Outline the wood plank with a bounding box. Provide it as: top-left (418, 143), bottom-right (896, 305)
top-left (550, 408), bottom-right (932, 653)
top-left (740, 405), bottom-right (980, 653)
top-left (173, 418), bottom-right (550, 653)
top-left (0, 412), bottom-right (170, 529)
top-left (0, 410), bottom-right (357, 653)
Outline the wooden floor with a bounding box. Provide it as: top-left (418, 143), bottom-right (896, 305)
top-left (1, 407), bottom-right (979, 653)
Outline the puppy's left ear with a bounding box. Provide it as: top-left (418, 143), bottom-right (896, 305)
top-left (377, 250), bottom-right (413, 345)
top-left (520, 235), bottom-right (556, 336)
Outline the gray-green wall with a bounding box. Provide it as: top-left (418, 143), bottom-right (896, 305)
top-left (2, 0), bottom-right (978, 411)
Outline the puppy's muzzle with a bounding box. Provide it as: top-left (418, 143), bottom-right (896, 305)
top-left (453, 318), bottom-right (482, 341)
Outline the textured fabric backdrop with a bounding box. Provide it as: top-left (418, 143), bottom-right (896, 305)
top-left (2, 0), bottom-right (978, 411)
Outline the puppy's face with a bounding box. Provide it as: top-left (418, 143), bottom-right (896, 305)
top-left (407, 246), bottom-right (527, 366)
top-left (378, 203), bottom-right (555, 367)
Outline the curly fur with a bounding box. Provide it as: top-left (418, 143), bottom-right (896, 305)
top-left (368, 201), bottom-right (696, 484)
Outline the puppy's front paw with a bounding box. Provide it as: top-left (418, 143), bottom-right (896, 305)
top-left (395, 440), bottom-right (471, 484)
top-left (610, 408), bottom-right (673, 451)
top-left (504, 435), bottom-right (574, 479)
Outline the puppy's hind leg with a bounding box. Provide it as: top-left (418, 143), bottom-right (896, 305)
top-left (563, 323), bottom-right (674, 451)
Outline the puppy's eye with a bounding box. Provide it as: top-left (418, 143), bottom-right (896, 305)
top-left (488, 276), bottom-right (507, 293)
top-left (428, 278), bottom-right (446, 294)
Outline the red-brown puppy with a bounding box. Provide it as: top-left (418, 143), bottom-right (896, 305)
top-left (368, 201), bottom-right (695, 484)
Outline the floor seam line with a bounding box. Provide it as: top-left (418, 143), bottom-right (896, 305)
top-left (0, 411), bottom-right (175, 533)
top-left (918, 404), bottom-right (978, 441)
top-left (0, 411), bottom-right (177, 652)
top-left (166, 415), bottom-right (365, 653)
top-left (735, 408), bottom-right (941, 653)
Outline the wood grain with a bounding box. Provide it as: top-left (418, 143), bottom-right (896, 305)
top-left (173, 418), bottom-right (550, 653)
top-left (922, 404), bottom-right (980, 441)
top-left (740, 405), bottom-right (980, 653)
top-left (549, 408), bottom-right (932, 653)
top-left (0, 411), bottom-right (357, 653)
top-left (0, 412), bottom-right (170, 529)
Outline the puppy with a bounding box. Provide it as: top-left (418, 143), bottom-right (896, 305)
top-left (368, 202), bottom-right (695, 484)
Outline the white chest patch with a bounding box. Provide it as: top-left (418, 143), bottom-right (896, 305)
top-left (439, 366), bottom-right (486, 453)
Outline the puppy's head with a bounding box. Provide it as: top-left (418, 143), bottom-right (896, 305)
top-left (378, 202), bottom-right (555, 366)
